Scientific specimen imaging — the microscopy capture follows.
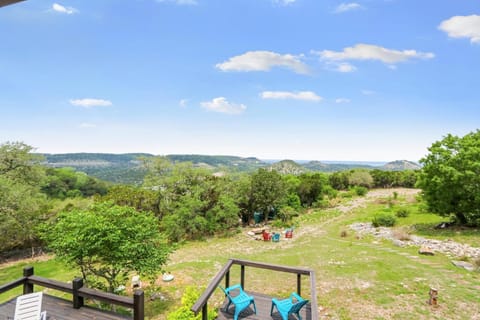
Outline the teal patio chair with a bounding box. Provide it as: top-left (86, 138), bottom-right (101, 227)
top-left (271, 292), bottom-right (308, 320)
top-left (219, 284), bottom-right (257, 320)
top-left (272, 233), bottom-right (280, 242)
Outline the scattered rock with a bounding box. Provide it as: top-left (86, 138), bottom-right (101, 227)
top-left (349, 222), bottom-right (480, 260)
top-left (451, 260), bottom-right (476, 272)
top-left (419, 246), bottom-right (435, 256)
top-left (150, 292), bottom-right (167, 301)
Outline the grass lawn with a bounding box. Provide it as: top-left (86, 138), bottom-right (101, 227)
top-left (1, 188), bottom-right (479, 319)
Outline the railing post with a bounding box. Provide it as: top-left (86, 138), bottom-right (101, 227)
top-left (23, 266), bottom-right (34, 294)
top-left (133, 290), bottom-right (144, 320)
top-left (72, 277), bottom-right (84, 309)
top-left (297, 273), bottom-right (301, 296)
top-left (225, 270), bottom-right (230, 289)
top-left (240, 265), bottom-right (245, 289)
top-left (202, 304), bottom-right (208, 320)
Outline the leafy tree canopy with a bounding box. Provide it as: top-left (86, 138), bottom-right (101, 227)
top-left (43, 202), bottom-right (171, 292)
top-left (417, 130), bottom-right (480, 226)
top-left (0, 141), bottom-right (45, 186)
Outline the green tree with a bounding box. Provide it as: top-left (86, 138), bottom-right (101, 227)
top-left (0, 141), bottom-right (45, 186)
top-left (97, 185), bottom-right (159, 215)
top-left (43, 202), bottom-right (171, 292)
top-left (143, 158), bottom-right (240, 241)
top-left (0, 142), bottom-right (47, 255)
top-left (329, 171), bottom-right (350, 190)
top-left (348, 170), bottom-right (374, 188)
top-left (297, 173), bottom-right (327, 207)
top-left (251, 169), bottom-right (287, 223)
top-left (417, 130), bottom-right (480, 226)
top-left (0, 176), bottom-right (47, 255)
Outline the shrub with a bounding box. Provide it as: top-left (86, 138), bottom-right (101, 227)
top-left (352, 186), bottom-right (368, 196)
top-left (372, 214), bottom-right (396, 227)
top-left (167, 286), bottom-right (216, 320)
top-left (395, 208), bottom-right (410, 218)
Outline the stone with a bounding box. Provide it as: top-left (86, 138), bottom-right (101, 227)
top-left (419, 246), bottom-right (435, 255)
top-left (451, 260), bottom-right (476, 272)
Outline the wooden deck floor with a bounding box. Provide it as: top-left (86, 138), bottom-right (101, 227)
top-left (0, 294), bottom-right (131, 320)
top-left (217, 292), bottom-right (311, 320)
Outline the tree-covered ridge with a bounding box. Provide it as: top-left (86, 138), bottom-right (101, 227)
top-left (40, 153), bottom-right (420, 184)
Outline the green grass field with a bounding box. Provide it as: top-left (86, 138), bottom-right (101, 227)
top-left (1, 188), bottom-right (479, 319)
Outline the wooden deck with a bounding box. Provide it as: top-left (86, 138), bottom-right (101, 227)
top-left (0, 294), bottom-right (131, 320)
top-left (217, 292), bottom-right (311, 320)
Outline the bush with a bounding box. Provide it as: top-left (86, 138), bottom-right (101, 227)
top-left (372, 214), bottom-right (396, 227)
top-left (167, 286), bottom-right (217, 320)
top-left (395, 208), bottom-right (410, 218)
top-left (352, 186), bottom-right (368, 196)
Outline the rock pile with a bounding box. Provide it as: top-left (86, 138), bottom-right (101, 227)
top-left (349, 222), bottom-right (480, 260)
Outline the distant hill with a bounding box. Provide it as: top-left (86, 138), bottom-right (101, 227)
top-left (268, 160), bottom-right (306, 175)
top-left (303, 160), bottom-right (373, 172)
top-left (40, 153), bottom-right (420, 184)
top-left (380, 160), bottom-right (421, 171)
top-left (41, 153), bottom-right (267, 184)
top-left (166, 154), bottom-right (266, 172)
top-left (42, 153), bottom-right (153, 185)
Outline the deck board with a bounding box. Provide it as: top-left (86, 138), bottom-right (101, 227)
top-left (216, 292), bottom-right (311, 320)
top-left (0, 294), bottom-right (131, 320)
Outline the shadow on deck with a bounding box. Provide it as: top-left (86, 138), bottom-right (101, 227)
top-left (217, 292), bottom-right (311, 320)
top-left (0, 294), bottom-right (130, 320)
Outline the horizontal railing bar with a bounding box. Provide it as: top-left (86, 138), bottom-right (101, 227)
top-left (78, 287), bottom-right (134, 308)
top-left (27, 275), bottom-right (72, 294)
top-left (231, 258), bottom-right (312, 275)
top-left (191, 259), bottom-right (234, 313)
top-left (0, 277), bottom-right (25, 294)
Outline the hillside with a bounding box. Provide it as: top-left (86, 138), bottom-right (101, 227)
top-left (303, 160), bottom-right (374, 172)
top-left (380, 160), bottom-right (421, 171)
top-left (40, 153), bottom-right (420, 184)
top-left (268, 160), bottom-right (307, 175)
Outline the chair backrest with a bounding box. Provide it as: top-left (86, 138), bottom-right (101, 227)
top-left (290, 298), bottom-right (309, 314)
top-left (14, 292), bottom-right (43, 320)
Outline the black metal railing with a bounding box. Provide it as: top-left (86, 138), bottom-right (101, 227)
top-left (0, 266), bottom-right (144, 320)
top-left (191, 258), bottom-right (318, 320)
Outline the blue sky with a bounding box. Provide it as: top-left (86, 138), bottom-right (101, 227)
top-left (1, 0), bottom-right (479, 161)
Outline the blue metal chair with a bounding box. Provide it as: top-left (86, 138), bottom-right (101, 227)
top-left (219, 284), bottom-right (257, 320)
top-left (271, 292), bottom-right (308, 320)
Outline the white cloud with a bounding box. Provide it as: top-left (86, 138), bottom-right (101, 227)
top-left (79, 123), bottom-right (96, 128)
top-left (261, 91), bottom-right (322, 102)
top-left (216, 51), bottom-right (309, 74)
top-left (335, 98), bottom-right (351, 103)
top-left (336, 62), bottom-right (357, 72)
top-left (156, 0), bottom-right (198, 5)
top-left (52, 3), bottom-right (77, 14)
top-left (361, 89), bottom-right (375, 95)
top-left (200, 97), bottom-right (246, 115)
top-left (438, 15), bottom-right (480, 44)
top-left (334, 3), bottom-right (362, 13)
top-left (273, 0), bottom-right (296, 5)
top-left (70, 98), bottom-right (113, 108)
top-left (316, 43), bottom-right (435, 64)
top-left (179, 99), bottom-right (188, 107)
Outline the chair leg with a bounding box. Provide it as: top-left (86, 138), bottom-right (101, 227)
top-left (270, 302), bottom-right (275, 316)
top-left (252, 300), bottom-right (257, 314)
